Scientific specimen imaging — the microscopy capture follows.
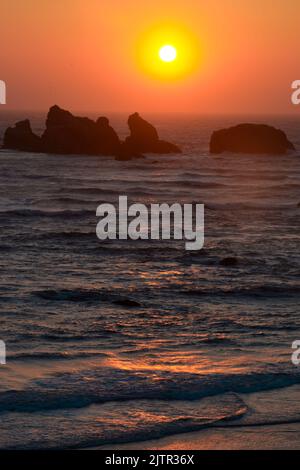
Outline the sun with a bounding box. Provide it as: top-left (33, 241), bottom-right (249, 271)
top-left (136, 23), bottom-right (201, 81)
top-left (159, 45), bottom-right (177, 63)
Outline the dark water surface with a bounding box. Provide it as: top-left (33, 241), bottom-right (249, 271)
top-left (0, 113), bottom-right (299, 449)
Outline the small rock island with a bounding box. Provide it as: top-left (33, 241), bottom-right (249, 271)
top-left (2, 105), bottom-right (182, 160)
top-left (210, 123), bottom-right (295, 155)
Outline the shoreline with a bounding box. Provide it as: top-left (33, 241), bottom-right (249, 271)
top-left (92, 385), bottom-right (300, 451)
top-left (97, 422), bottom-right (300, 450)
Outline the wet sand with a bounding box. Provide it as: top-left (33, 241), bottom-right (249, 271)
top-left (99, 422), bottom-right (300, 450)
top-left (98, 385), bottom-right (300, 450)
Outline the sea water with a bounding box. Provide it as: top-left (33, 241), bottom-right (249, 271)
top-left (0, 113), bottom-right (299, 449)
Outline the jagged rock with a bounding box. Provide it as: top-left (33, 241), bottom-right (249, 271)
top-left (1, 106), bottom-right (181, 159)
top-left (95, 117), bottom-right (121, 155)
top-left (124, 112), bottom-right (181, 154)
top-left (210, 124), bottom-right (295, 155)
top-left (2, 120), bottom-right (41, 152)
top-left (153, 140), bottom-right (182, 154)
top-left (41, 105), bottom-right (121, 155)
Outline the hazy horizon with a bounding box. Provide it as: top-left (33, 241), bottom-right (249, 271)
top-left (2, 108), bottom-right (300, 117)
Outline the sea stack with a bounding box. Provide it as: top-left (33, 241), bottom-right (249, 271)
top-left (210, 123), bottom-right (295, 155)
top-left (124, 112), bottom-right (181, 154)
top-left (41, 105), bottom-right (121, 155)
top-left (3, 119), bottom-right (41, 152)
top-left (2, 106), bottom-right (181, 158)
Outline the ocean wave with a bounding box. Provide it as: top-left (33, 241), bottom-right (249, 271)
top-left (44, 196), bottom-right (99, 205)
top-left (30, 282), bottom-right (300, 306)
top-left (0, 208), bottom-right (94, 219)
top-left (32, 288), bottom-right (142, 307)
top-left (208, 202), bottom-right (298, 211)
top-left (0, 366), bottom-right (298, 414)
top-left (0, 245), bottom-right (13, 252)
top-left (182, 284), bottom-right (300, 298)
top-left (0, 393), bottom-right (247, 450)
top-left (29, 231), bottom-right (95, 241)
top-left (0, 201), bottom-right (297, 222)
top-left (8, 351), bottom-right (109, 361)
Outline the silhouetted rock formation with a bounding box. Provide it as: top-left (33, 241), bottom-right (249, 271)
top-left (3, 120), bottom-right (41, 152)
top-left (2, 106), bottom-right (181, 158)
top-left (210, 124), bottom-right (295, 155)
top-left (219, 257), bottom-right (238, 267)
top-left (124, 112), bottom-right (181, 154)
top-left (113, 298), bottom-right (141, 307)
top-left (41, 105), bottom-right (121, 155)
top-left (95, 117), bottom-right (121, 155)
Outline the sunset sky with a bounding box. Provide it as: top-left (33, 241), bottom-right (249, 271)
top-left (1, 0), bottom-right (299, 113)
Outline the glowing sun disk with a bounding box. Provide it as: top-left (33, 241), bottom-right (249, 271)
top-left (159, 45), bottom-right (177, 62)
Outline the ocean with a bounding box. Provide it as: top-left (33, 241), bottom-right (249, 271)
top-left (0, 113), bottom-right (299, 449)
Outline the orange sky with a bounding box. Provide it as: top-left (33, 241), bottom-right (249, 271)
top-left (0, 0), bottom-right (299, 114)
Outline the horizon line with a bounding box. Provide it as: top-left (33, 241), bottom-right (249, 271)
top-left (1, 108), bottom-right (300, 118)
